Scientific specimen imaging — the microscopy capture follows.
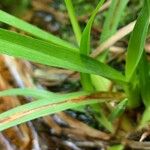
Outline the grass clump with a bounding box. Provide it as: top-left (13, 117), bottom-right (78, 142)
top-left (0, 0), bottom-right (150, 148)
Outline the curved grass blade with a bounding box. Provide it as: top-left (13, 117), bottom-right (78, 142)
top-left (0, 28), bottom-right (126, 83)
top-left (0, 10), bottom-right (76, 50)
top-left (65, 0), bottom-right (81, 45)
top-left (0, 87), bottom-right (125, 131)
top-left (80, 0), bottom-right (105, 55)
top-left (80, 0), bottom-right (105, 91)
top-left (0, 95), bottom-right (107, 131)
top-left (125, 0), bottom-right (150, 81)
top-left (0, 88), bottom-right (90, 99)
top-left (0, 88), bottom-right (57, 99)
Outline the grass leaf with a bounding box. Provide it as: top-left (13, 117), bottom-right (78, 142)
top-left (80, 0), bottom-right (105, 91)
top-left (140, 107), bottom-right (150, 127)
top-left (0, 88), bottom-right (57, 99)
top-left (91, 0), bottom-right (128, 92)
top-left (138, 52), bottom-right (150, 107)
top-left (96, 109), bottom-right (114, 133)
top-left (64, 0), bottom-right (81, 45)
top-left (0, 88), bottom-right (90, 100)
top-left (108, 145), bottom-right (124, 150)
top-left (0, 10), bottom-right (76, 50)
top-left (80, 0), bottom-right (105, 55)
top-left (0, 28), bottom-right (126, 83)
top-left (125, 0), bottom-right (150, 81)
top-left (0, 93), bottom-right (106, 131)
top-left (97, 0), bottom-right (128, 61)
top-left (100, 0), bottom-right (129, 43)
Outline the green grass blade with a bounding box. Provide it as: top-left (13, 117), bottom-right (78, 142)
top-left (0, 28), bottom-right (126, 83)
top-left (97, 0), bottom-right (128, 61)
top-left (125, 0), bottom-right (150, 81)
top-left (109, 98), bottom-right (128, 122)
top-left (96, 109), bottom-right (114, 133)
top-left (80, 0), bottom-right (105, 91)
top-left (64, 0), bottom-right (81, 45)
top-left (0, 88), bottom-right (89, 99)
top-left (91, 75), bottom-right (111, 91)
top-left (0, 88), bottom-right (57, 99)
top-left (91, 104), bottom-right (114, 133)
top-left (0, 95), bottom-right (104, 131)
top-left (91, 0), bottom-right (128, 92)
top-left (80, 0), bottom-right (105, 55)
top-left (140, 107), bottom-right (150, 127)
top-left (125, 0), bottom-right (150, 108)
top-left (100, 0), bottom-right (129, 43)
top-left (138, 52), bottom-right (150, 107)
top-left (0, 10), bottom-right (76, 50)
top-left (108, 145), bottom-right (124, 150)
top-left (80, 75), bottom-right (94, 91)
top-left (125, 78), bottom-right (141, 108)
